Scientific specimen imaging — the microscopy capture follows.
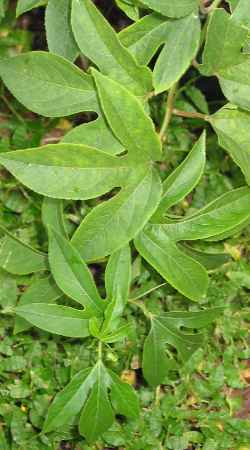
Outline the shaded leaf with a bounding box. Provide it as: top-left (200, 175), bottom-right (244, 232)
top-left (0, 227), bottom-right (48, 275)
top-left (14, 276), bottom-right (62, 334)
top-left (16, 0), bottom-right (45, 16)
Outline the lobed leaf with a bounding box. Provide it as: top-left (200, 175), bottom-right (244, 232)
top-left (135, 227), bottom-right (208, 301)
top-left (0, 144), bottom-right (134, 200)
top-left (153, 13), bottom-right (200, 94)
top-left (71, 167), bottom-right (162, 261)
top-left (201, 9), bottom-right (247, 76)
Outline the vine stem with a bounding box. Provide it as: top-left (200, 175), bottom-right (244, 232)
top-left (159, 82), bottom-right (178, 143)
top-left (206, 0), bottom-right (222, 13)
top-left (173, 108), bottom-right (208, 120)
top-left (98, 340), bottom-right (103, 361)
top-left (1, 94), bottom-right (25, 124)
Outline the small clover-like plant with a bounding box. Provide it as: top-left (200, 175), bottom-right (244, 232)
top-left (1, 0), bottom-right (250, 443)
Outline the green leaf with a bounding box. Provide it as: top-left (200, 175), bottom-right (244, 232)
top-left (79, 362), bottom-right (114, 443)
top-left (201, 9), bottom-right (247, 76)
top-left (179, 244), bottom-right (230, 270)
top-left (0, 143), bottom-right (134, 200)
top-left (0, 268), bottom-right (17, 309)
top-left (231, 0), bottom-right (250, 28)
top-left (209, 104), bottom-right (250, 184)
top-left (101, 245), bottom-right (131, 335)
top-left (142, 324), bottom-right (171, 386)
top-left (16, 0), bottom-right (45, 16)
top-left (15, 303), bottom-right (91, 337)
top-left (115, 0), bottom-right (139, 20)
top-left (93, 70), bottom-right (162, 162)
top-left (140, 0), bottom-right (199, 18)
top-left (218, 57), bottom-right (250, 111)
top-left (43, 368), bottom-right (93, 432)
top-left (108, 369), bottom-right (140, 419)
top-left (143, 308), bottom-right (222, 385)
top-left (0, 227), bottom-right (48, 275)
top-left (135, 226), bottom-right (208, 301)
top-left (48, 228), bottom-right (104, 316)
top-left (153, 13), bottom-right (200, 94)
top-left (71, 167), bottom-right (162, 261)
top-left (14, 276), bottom-right (62, 334)
top-left (0, 52), bottom-right (99, 117)
top-left (45, 0), bottom-right (79, 62)
top-left (105, 245), bottom-right (131, 304)
top-left (71, 0), bottom-right (152, 96)
top-left (42, 198), bottom-right (67, 238)
top-left (161, 187), bottom-right (250, 241)
top-left (153, 132), bottom-right (206, 221)
top-left (62, 117), bottom-right (124, 156)
top-left (100, 322), bottom-right (134, 343)
top-left (119, 13), bottom-right (168, 66)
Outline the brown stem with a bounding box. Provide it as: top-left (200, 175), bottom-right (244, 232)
top-left (159, 82), bottom-right (178, 143)
top-left (173, 108), bottom-right (208, 120)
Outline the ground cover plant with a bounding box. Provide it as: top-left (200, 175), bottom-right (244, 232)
top-left (0, 0), bottom-right (250, 448)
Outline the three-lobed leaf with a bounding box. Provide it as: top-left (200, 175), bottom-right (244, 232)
top-left (72, 167), bottom-right (162, 261)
